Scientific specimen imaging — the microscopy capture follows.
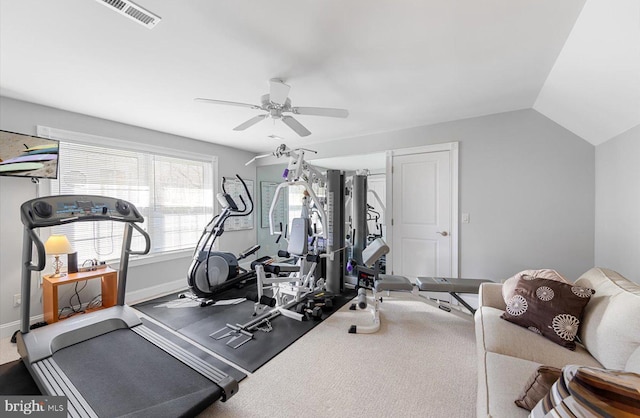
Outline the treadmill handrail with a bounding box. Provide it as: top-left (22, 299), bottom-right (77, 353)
top-left (117, 223), bottom-right (151, 306)
top-left (27, 228), bottom-right (46, 271)
top-left (128, 223), bottom-right (151, 256)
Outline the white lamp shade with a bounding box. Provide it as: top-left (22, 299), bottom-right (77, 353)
top-left (44, 234), bottom-right (73, 255)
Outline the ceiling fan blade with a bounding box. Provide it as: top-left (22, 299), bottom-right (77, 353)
top-left (281, 116), bottom-right (311, 137)
top-left (233, 114), bottom-right (267, 131)
top-left (269, 79), bottom-right (291, 106)
top-left (291, 107), bottom-right (349, 118)
top-left (195, 98), bottom-right (261, 110)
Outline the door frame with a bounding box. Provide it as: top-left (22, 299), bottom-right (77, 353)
top-left (385, 142), bottom-right (459, 278)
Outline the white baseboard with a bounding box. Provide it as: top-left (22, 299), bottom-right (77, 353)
top-left (1, 315), bottom-right (45, 339)
top-left (125, 278), bottom-right (186, 305)
top-left (1, 278), bottom-right (187, 339)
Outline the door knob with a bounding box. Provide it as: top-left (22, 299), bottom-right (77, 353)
top-left (437, 231), bottom-right (448, 236)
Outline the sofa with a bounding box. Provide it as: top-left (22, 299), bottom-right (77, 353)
top-left (474, 267), bottom-right (640, 417)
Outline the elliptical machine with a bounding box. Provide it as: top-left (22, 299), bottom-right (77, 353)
top-left (185, 174), bottom-right (259, 304)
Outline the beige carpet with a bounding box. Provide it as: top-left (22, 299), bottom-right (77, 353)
top-left (202, 294), bottom-right (477, 417)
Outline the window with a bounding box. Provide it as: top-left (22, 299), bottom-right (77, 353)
top-left (41, 128), bottom-right (215, 264)
top-left (287, 182), bottom-right (325, 236)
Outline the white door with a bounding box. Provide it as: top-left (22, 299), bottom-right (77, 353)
top-left (390, 146), bottom-right (457, 279)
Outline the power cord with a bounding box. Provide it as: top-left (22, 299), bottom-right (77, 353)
top-left (70, 280), bottom-right (88, 313)
top-left (57, 280), bottom-right (101, 320)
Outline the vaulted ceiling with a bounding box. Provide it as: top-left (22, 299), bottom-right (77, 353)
top-left (1, 0), bottom-right (638, 153)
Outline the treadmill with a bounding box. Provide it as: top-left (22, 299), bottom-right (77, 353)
top-left (16, 195), bottom-right (238, 418)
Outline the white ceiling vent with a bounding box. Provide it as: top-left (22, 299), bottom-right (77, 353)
top-left (95, 0), bottom-right (161, 29)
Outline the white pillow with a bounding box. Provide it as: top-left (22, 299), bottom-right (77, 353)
top-left (502, 269), bottom-right (568, 303)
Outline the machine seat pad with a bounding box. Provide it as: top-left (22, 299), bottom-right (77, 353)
top-left (375, 274), bottom-right (413, 292)
top-left (269, 262), bottom-right (301, 273)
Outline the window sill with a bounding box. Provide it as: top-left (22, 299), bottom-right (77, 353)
top-left (105, 249), bottom-right (193, 269)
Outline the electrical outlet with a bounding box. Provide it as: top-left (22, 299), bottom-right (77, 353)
top-left (13, 293), bottom-right (21, 307)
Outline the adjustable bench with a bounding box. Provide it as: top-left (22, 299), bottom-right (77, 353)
top-left (349, 238), bottom-right (491, 334)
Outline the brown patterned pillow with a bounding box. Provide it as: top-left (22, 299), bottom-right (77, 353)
top-left (500, 277), bottom-right (594, 350)
top-left (515, 365), bottom-right (562, 410)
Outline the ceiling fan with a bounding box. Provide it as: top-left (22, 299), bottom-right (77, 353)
top-left (195, 79), bottom-right (349, 137)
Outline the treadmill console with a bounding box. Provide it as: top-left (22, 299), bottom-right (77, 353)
top-left (21, 195), bottom-right (144, 228)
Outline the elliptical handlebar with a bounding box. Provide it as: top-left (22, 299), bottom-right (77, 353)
top-left (238, 244), bottom-right (260, 260)
top-left (221, 174), bottom-right (253, 218)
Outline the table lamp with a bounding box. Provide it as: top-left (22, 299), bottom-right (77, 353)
top-left (44, 234), bottom-right (73, 278)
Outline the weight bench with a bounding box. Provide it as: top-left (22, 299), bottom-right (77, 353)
top-left (416, 277), bottom-right (492, 315)
top-left (349, 238), bottom-right (490, 334)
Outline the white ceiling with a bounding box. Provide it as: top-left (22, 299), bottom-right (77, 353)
top-left (1, 0), bottom-right (638, 153)
top-left (310, 152), bottom-right (387, 172)
top-left (534, 0), bottom-right (640, 145)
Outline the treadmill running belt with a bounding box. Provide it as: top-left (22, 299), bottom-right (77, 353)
top-left (52, 328), bottom-right (222, 418)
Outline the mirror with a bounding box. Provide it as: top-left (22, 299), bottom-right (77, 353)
top-left (255, 152), bottom-right (387, 259)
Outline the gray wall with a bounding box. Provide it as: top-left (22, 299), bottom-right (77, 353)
top-left (293, 109), bottom-right (596, 281)
top-left (0, 97), bottom-right (257, 331)
top-left (595, 124), bottom-right (640, 282)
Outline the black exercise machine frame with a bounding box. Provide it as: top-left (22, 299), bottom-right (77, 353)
top-left (186, 174), bottom-right (259, 301)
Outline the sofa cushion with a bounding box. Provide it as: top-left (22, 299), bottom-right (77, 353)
top-left (575, 267), bottom-right (640, 370)
top-left (476, 306), bottom-right (602, 368)
top-left (514, 365), bottom-right (562, 411)
top-left (502, 269), bottom-right (568, 302)
top-left (479, 352), bottom-right (540, 418)
top-left (500, 276), bottom-right (595, 350)
top-left (530, 365), bottom-right (640, 417)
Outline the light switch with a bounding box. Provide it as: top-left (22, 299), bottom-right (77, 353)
top-left (462, 213), bottom-right (470, 224)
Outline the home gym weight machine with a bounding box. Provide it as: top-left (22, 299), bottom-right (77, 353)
top-left (249, 143), bottom-right (344, 296)
top-left (256, 144), bottom-right (330, 316)
top-left (209, 145), bottom-right (345, 348)
top-left (17, 195), bottom-right (238, 417)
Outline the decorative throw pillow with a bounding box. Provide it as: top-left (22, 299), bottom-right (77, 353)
top-left (500, 276), bottom-right (594, 350)
top-left (514, 365), bottom-right (562, 410)
top-left (502, 269), bottom-right (568, 303)
top-left (530, 365), bottom-right (640, 417)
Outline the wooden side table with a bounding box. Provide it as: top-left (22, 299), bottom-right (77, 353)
top-left (42, 267), bottom-right (118, 323)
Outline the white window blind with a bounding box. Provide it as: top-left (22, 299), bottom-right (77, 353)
top-left (49, 140), bottom-right (214, 264)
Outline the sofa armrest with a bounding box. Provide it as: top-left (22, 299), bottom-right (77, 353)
top-left (478, 282), bottom-right (506, 310)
